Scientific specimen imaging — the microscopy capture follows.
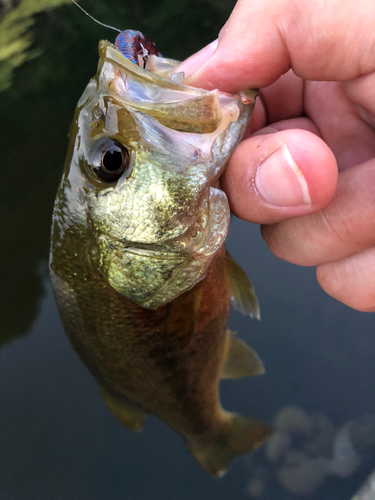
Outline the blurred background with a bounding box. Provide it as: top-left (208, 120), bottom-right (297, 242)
top-left (0, 1), bottom-right (374, 498)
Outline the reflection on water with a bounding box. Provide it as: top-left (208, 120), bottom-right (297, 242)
top-left (0, 0), bottom-right (70, 92)
top-left (246, 405), bottom-right (375, 497)
top-left (2, 270), bottom-right (374, 499)
top-left (352, 468), bottom-right (375, 499)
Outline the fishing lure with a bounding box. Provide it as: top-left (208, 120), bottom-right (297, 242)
top-left (71, 0), bottom-right (160, 67)
top-left (114, 30), bottom-right (161, 66)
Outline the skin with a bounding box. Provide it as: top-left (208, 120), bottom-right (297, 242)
top-left (177, 0), bottom-right (375, 312)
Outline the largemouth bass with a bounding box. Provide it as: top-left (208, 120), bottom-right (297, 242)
top-left (50, 33), bottom-right (271, 475)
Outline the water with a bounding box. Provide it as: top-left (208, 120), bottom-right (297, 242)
top-left (1, 1), bottom-right (374, 498)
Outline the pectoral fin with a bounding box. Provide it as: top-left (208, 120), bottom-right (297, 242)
top-left (99, 386), bottom-right (147, 432)
top-left (225, 251), bottom-right (260, 319)
top-left (222, 331), bottom-right (265, 378)
top-left (187, 412), bottom-right (271, 476)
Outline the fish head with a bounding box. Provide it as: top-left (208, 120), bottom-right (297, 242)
top-left (58, 41), bottom-right (255, 309)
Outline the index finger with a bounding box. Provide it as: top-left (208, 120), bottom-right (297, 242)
top-left (179, 0), bottom-right (375, 93)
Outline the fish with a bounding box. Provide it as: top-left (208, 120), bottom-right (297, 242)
top-left (50, 33), bottom-right (271, 476)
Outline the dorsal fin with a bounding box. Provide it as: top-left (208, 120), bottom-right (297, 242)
top-left (225, 251), bottom-right (260, 319)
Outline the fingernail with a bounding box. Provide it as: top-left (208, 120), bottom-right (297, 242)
top-left (255, 145), bottom-right (311, 206)
top-left (175, 39), bottom-right (218, 77)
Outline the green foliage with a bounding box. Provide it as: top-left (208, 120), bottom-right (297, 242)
top-left (0, 0), bottom-right (70, 91)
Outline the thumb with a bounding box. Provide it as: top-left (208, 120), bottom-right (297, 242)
top-left (221, 126), bottom-right (337, 224)
top-left (178, 0), bottom-right (375, 92)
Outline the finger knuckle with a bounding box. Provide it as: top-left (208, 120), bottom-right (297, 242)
top-left (316, 263), bottom-right (375, 312)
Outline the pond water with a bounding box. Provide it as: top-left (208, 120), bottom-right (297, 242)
top-left (1, 1), bottom-right (374, 499)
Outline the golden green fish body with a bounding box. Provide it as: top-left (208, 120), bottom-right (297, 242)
top-left (50, 40), bottom-right (269, 475)
top-left (51, 241), bottom-right (228, 435)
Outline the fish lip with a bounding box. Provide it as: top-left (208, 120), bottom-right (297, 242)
top-left (98, 40), bottom-right (216, 95)
top-left (99, 40), bottom-right (172, 83)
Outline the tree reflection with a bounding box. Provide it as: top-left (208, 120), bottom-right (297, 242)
top-left (0, 0), bottom-right (70, 92)
top-left (245, 405), bottom-right (375, 498)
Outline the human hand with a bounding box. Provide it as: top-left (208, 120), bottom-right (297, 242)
top-left (177, 0), bottom-right (375, 312)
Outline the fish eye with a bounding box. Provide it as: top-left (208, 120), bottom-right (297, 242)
top-left (93, 143), bottom-right (130, 182)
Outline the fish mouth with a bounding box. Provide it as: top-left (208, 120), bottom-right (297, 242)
top-left (98, 40), bottom-right (203, 93)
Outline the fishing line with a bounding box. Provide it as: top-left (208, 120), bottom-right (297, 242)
top-left (70, 0), bottom-right (121, 33)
